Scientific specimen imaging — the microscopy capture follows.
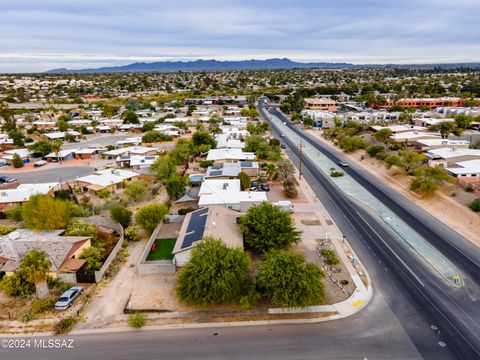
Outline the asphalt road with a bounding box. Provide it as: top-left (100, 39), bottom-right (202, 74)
top-left (62, 135), bottom-right (132, 149)
top-left (260, 100), bottom-right (480, 359)
top-left (0, 166), bottom-right (96, 183)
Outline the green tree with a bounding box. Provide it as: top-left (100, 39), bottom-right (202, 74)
top-left (56, 119), bottom-right (68, 132)
top-left (428, 121), bottom-right (456, 139)
top-left (142, 131), bottom-right (172, 143)
top-left (22, 195), bottom-right (70, 231)
top-left (385, 154), bottom-right (401, 169)
top-left (192, 131), bottom-right (216, 148)
top-left (470, 198), bottom-right (480, 212)
top-left (455, 114), bottom-right (474, 131)
top-left (275, 159), bottom-right (295, 181)
top-left (21, 250), bottom-right (51, 299)
top-left (410, 166), bottom-right (453, 196)
top-left (124, 180), bottom-right (148, 202)
top-left (239, 201), bottom-right (301, 253)
top-left (165, 175), bottom-right (186, 199)
top-left (366, 145), bottom-right (385, 157)
top-left (28, 140), bottom-right (53, 157)
top-left (373, 128), bottom-right (393, 143)
top-left (199, 160), bottom-right (214, 169)
top-left (51, 139), bottom-right (63, 164)
top-left (141, 121), bottom-right (156, 132)
top-left (338, 136), bottom-right (367, 152)
top-left (283, 177), bottom-right (298, 198)
top-left (237, 172), bottom-right (251, 190)
top-left (110, 205), bottom-right (132, 228)
top-left (151, 155), bottom-right (177, 181)
top-left (266, 163), bottom-right (277, 180)
top-left (302, 117), bottom-right (314, 127)
top-left (11, 153), bottom-right (24, 168)
top-left (399, 151), bottom-right (426, 174)
top-left (123, 109), bottom-right (139, 124)
top-left (79, 247), bottom-right (104, 273)
top-left (135, 202), bottom-right (169, 234)
top-left (256, 250), bottom-right (325, 308)
top-left (176, 237), bottom-right (249, 306)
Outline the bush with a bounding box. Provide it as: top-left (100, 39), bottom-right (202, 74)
top-left (338, 136), bottom-right (367, 152)
top-left (69, 204), bottom-right (93, 217)
top-left (31, 296), bottom-right (56, 315)
top-left (283, 177), bottom-right (298, 198)
top-left (128, 313), bottom-right (146, 328)
top-left (177, 237), bottom-right (250, 306)
top-left (321, 249), bottom-right (340, 265)
top-left (366, 145), bottom-right (385, 157)
top-left (330, 170), bottom-right (344, 177)
top-left (199, 160), bottom-right (214, 169)
top-left (20, 313), bottom-right (33, 323)
top-left (238, 201), bottom-right (301, 253)
top-left (465, 186), bottom-right (474, 193)
top-left (110, 205), bottom-right (132, 227)
top-left (124, 180), bottom-right (148, 202)
top-left (64, 220), bottom-right (96, 238)
top-left (470, 198), bottom-right (480, 212)
top-left (22, 194), bottom-right (70, 231)
top-left (142, 131), bottom-right (172, 143)
top-left (124, 226), bottom-right (141, 241)
top-left (12, 153), bottom-right (24, 168)
top-left (256, 250), bottom-right (325, 308)
top-left (164, 175), bottom-right (186, 199)
top-left (53, 317), bottom-right (76, 334)
top-left (237, 172), bottom-right (251, 191)
top-left (0, 268), bottom-right (35, 297)
top-left (97, 189), bottom-right (110, 199)
top-left (0, 225), bottom-right (16, 235)
top-left (79, 246), bottom-right (104, 272)
top-left (5, 205), bottom-right (23, 221)
top-left (135, 202), bottom-right (169, 234)
top-left (375, 151), bottom-right (390, 160)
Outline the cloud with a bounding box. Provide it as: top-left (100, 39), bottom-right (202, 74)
top-left (0, 0), bottom-right (479, 72)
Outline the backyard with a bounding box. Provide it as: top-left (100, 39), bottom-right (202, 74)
top-left (146, 238), bottom-right (176, 261)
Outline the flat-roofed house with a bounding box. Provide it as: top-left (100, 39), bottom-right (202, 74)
top-left (76, 169), bottom-right (139, 193)
top-left (206, 148), bottom-right (255, 163)
top-left (172, 206), bottom-right (243, 266)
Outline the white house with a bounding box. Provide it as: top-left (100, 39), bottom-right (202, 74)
top-left (206, 148), bottom-right (255, 163)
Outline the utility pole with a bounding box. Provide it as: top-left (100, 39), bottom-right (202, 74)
top-left (299, 140), bottom-right (303, 180)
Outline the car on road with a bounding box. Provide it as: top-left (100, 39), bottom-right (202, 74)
top-left (0, 160), bottom-right (7, 167)
top-left (281, 144), bottom-right (287, 149)
top-left (260, 183), bottom-right (270, 192)
top-left (338, 160), bottom-right (349, 167)
top-left (34, 160), bottom-right (47, 167)
top-left (0, 176), bottom-right (17, 184)
top-left (55, 286), bottom-right (83, 310)
top-left (281, 133), bottom-right (286, 137)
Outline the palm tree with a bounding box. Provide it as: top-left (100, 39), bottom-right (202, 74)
top-left (266, 163), bottom-right (277, 180)
top-left (51, 139), bottom-right (63, 164)
top-left (21, 250), bottom-right (51, 299)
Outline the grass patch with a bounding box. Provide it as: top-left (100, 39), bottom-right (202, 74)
top-left (146, 238), bottom-right (176, 261)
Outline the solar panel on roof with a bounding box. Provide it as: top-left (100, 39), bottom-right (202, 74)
top-left (209, 170), bottom-right (223, 176)
top-left (241, 161), bottom-right (252, 167)
top-left (181, 208), bottom-right (209, 249)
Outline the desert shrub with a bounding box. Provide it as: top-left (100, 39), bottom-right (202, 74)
top-left (0, 225), bottom-right (17, 235)
top-left (321, 249), bottom-right (340, 265)
top-left (5, 205), bottom-right (23, 221)
top-left (31, 296), bottom-right (56, 315)
top-left (330, 170), bottom-right (344, 177)
top-left (128, 313), bottom-right (146, 328)
top-left (124, 226), bottom-right (141, 241)
top-left (97, 189), bottom-right (110, 199)
top-left (53, 317), bottom-right (76, 334)
top-left (366, 145), bottom-right (385, 157)
top-left (110, 205), bottom-right (132, 227)
top-left (283, 177), bottom-right (298, 198)
top-left (470, 198), bottom-right (480, 212)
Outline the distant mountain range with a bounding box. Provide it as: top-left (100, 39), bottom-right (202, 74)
top-left (46, 58), bottom-right (480, 73)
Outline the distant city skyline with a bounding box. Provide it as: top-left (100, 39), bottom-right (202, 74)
top-left (0, 0), bottom-right (479, 73)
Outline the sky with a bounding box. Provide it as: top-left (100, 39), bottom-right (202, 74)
top-left (0, 0), bottom-right (479, 73)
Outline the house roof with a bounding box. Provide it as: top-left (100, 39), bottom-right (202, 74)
top-left (0, 230), bottom-right (90, 272)
top-left (446, 159), bottom-right (480, 175)
top-left (206, 148), bottom-right (255, 161)
top-left (0, 183), bottom-right (59, 204)
top-left (77, 169), bottom-right (139, 187)
top-left (173, 206), bottom-right (243, 254)
top-left (426, 148), bottom-right (480, 160)
top-left (198, 179), bottom-right (267, 207)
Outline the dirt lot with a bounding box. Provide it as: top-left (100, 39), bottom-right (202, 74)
top-left (306, 129), bottom-right (480, 246)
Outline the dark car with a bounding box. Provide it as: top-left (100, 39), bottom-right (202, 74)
top-left (260, 183), bottom-right (270, 192)
top-left (0, 176), bottom-right (17, 184)
top-left (281, 144), bottom-right (287, 149)
top-left (250, 181), bottom-right (259, 189)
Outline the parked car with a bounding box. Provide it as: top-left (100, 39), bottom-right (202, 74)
top-left (55, 286), bottom-right (83, 310)
top-left (34, 160), bottom-right (47, 167)
top-left (0, 160), bottom-right (8, 167)
top-left (281, 144), bottom-right (287, 149)
top-left (260, 183), bottom-right (270, 192)
top-left (338, 160), bottom-right (349, 167)
top-left (250, 181), bottom-right (259, 189)
top-left (0, 176), bottom-right (17, 184)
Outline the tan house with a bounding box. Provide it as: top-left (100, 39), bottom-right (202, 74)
top-left (304, 98), bottom-right (337, 112)
top-left (172, 206), bottom-right (244, 266)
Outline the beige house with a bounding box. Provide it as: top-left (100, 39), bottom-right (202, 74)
top-left (172, 206), bottom-right (243, 266)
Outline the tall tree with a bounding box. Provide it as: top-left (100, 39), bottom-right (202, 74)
top-left (410, 166), bottom-right (453, 196)
top-left (51, 139), bottom-right (63, 164)
top-left (21, 250), bottom-right (51, 299)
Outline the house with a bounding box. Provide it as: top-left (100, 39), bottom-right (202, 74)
top-left (0, 182), bottom-right (59, 209)
top-left (44, 131), bottom-right (81, 141)
top-left (115, 155), bottom-right (158, 172)
top-left (198, 179), bottom-right (267, 211)
top-left (411, 139), bottom-right (470, 152)
top-left (222, 116), bottom-right (248, 129)
top-left (45, 149), bottom-right (77, 162)
top-left (414, 118), bottom-right (455, 128)
top-left (2, 149), bottom-right (30, 164)
top-left (445, 159), bottom-right (480, 184)
top-left (115, 137), bottom-right (142, 146)
top-left (104, 146), bottom-right (159, 159)
top-left (75, 169), bottom-right (139, 193)
top-left (0, 229), bottom-right (91, 282)
top-left (384, 97), bottom-right (466, 109)
top-left (74, 148), bottom-right (101, 160)
top-left (426, 148), bottom-right (480, 167)
top-left (172, 206), bottom-right (244, 266)
top-left (206, 148), bottom-right (256, 163)
top-left (304, 98), bottom-right (337, 112)
top-left (205, 161), bottom-right (259, 179)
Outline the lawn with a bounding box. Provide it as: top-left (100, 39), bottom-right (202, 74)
top-left (146, 238), bottom-right (176, 261)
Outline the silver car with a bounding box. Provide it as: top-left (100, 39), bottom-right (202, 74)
top-left (55, 286), bottom-right (83, 310)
